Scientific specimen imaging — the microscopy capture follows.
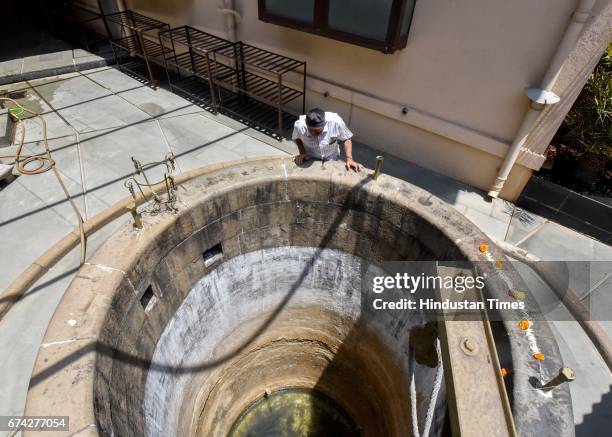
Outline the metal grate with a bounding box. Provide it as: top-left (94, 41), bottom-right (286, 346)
top-left (158, 26), bottom-right (234, 113)
top-left (112, 35), bottom-right (172, 59)
top-left (215, 42), bottom-right (305, 75)
top-left (218, 91), bottom-right (298, 139)
top-left (157, 26), bottom-right (305, 139)
top-left (104, 10), bottom-right (169, 32)
top-left (106, 10), bottom-right (170, 86)
top-left (211, 41), bottom-right (306, 138)
top-left (217, 70), bottom-right (303, 105)
top-left (159, 26), bottom-right (234, 54)
top-left (163, 52), bottom-right (235, 81)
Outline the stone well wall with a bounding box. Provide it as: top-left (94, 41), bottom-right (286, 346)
top-left (23, 157), bottom-right (573, 437)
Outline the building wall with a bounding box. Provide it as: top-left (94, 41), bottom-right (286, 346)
top-left (126, 0), bottom-right (581, 201)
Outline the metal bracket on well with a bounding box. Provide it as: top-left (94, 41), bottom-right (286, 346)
top-left (123, 152), bottom-right (178, 218)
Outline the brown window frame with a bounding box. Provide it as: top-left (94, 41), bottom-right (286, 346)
top-left (258, 0), bottom-right (416, 54)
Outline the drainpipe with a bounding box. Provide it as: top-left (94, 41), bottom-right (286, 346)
top-left (217, 0), bottom-right (242, 42)
top-left (488, 0), bottom-right (596, 198)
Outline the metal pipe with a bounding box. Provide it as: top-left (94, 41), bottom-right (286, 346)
top-left (541, 367), bottom-right (576, 391)
top-left (487, 0), bottom-right (596, 198)
top-left (218, 0), bottom-right (241, 42)
top-left (127, 205), bottom-right (143, 229)
top-left (373, 155), bottom-right (384, 180)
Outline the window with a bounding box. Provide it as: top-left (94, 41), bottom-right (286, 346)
top-left (140, 285), bottom-right (156, 311)
top-left (264, 0), bottom-right (315, 24)
top-left (258, 0), bottom-right (416, 53)
top-left (202, 243), bottom-right (223, 267)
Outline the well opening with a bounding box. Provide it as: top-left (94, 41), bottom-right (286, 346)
top-left (22, 159), bottom-right (574, 437)
top-left (95, 159), bottom-right (460, 436)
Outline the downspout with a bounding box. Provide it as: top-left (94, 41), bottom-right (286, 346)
top-left (488, 0), bottom-right (597, 198)
top-left (218, 0), bottom-right (242, 42)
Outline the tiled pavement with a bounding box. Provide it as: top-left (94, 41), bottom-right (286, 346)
top-left (0, 65), bottom-right (610, 435)
top-left (0, 48), bottom-right (111, 86)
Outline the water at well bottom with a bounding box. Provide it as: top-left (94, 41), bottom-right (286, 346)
top-left (228, 387), bottom-right (361, 437)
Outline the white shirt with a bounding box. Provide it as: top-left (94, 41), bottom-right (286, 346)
top-left (292, 112), bottom-right (353, 161)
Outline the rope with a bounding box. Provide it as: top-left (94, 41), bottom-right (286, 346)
top-left (410, 351), bottom-right (420, 437)
top-left (409, 338), bottom-right (444, 437)
top-left (0, 97), bottom-right (87, 265)
top-left (422, 339), bottom-right (443, 437)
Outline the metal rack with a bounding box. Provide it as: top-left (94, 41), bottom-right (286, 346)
top-left (43, 0), bottom-right (110, 53)
top-left (158, 26), bottom-right (234, 111)
top-left (104, 10), bottom-right (170, 86)
top-left (212, 41), bottom-right (306, 139)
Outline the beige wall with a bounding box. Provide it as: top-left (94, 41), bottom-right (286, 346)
top-left (126, 0), bottom-right (587, 201)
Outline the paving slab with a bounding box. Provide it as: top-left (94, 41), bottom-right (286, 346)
top-left (0, 181), bottom-right (74, 292)
top-left (462, 206), bottom-right (510, 241)
top-left (78, 121), bottom-right (173, 209)
top-left (72, 49), bottom-right (107, 67)
top-left (21, 136), bottom-right (110, 219)
top-left (0, 263), bottom-right (76, 420)
top-left (158, 113), bottom-right (242, 168)
top-left (24, 71), bottom-right (81, 89)
top-left (159, 113), bottom-right (285, 171)
top-left (34, 73), bottom-right (112, 111)
top-left (593, 240), bottom-right (612, 261)
top-left (519, 222), bottom-right (597, 261)
top-left (0, 163), bottom-right (12, 181)
top-left (0, 40), bottom-right (111, 86)
top-left (503, 208), bottom-right (548, 244)
top-left (11, 69), bottom-right (151, 134)
top-left (83, 67), bottom-right (145, 94)
top-left (511, 261), bottom-right (612, 433)
top-left (22, 135), bottom-right (81, 183)
top-left (0, 58), bottom-right (23, 78)
top-left (83, 66), bottom-right (201, 122)
top-left (57, 93), bottom-right (152, 133)
top-left (120, 86), bottom-right (201, 119)
top-left (21, 50), bottom-right (75, 75)
top-left (158, 112), bottom-right (239, 152)
top-left (223, 134), bottom-right (287, 158)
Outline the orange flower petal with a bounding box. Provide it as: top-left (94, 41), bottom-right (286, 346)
top-left (533, 353), bottom-right (545, 361)
top-left (479, 244), bottom-right (489, 253)
top-left (518, 320), bottom-right (531, 330)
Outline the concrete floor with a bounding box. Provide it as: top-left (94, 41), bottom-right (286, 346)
top-left (0, 64), bottom-right (610, 436)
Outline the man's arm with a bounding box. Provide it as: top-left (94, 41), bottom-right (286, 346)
top-left (295, 138), bottom-right (306, 155)
top-left (294, 138), bottom-right (309, 165)
top-left (343, 139), bottom-right (363, 171)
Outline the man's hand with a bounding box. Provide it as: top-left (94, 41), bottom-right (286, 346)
top-left (294, 153), bottom-right (309, 165)
top-left (345, 158), bottom-right (363, 172)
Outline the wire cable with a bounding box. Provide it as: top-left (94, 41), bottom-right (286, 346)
top-left (0, 97), bottom-right (87, 264)
top-left (409, 338), bottom-right (444, 437)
